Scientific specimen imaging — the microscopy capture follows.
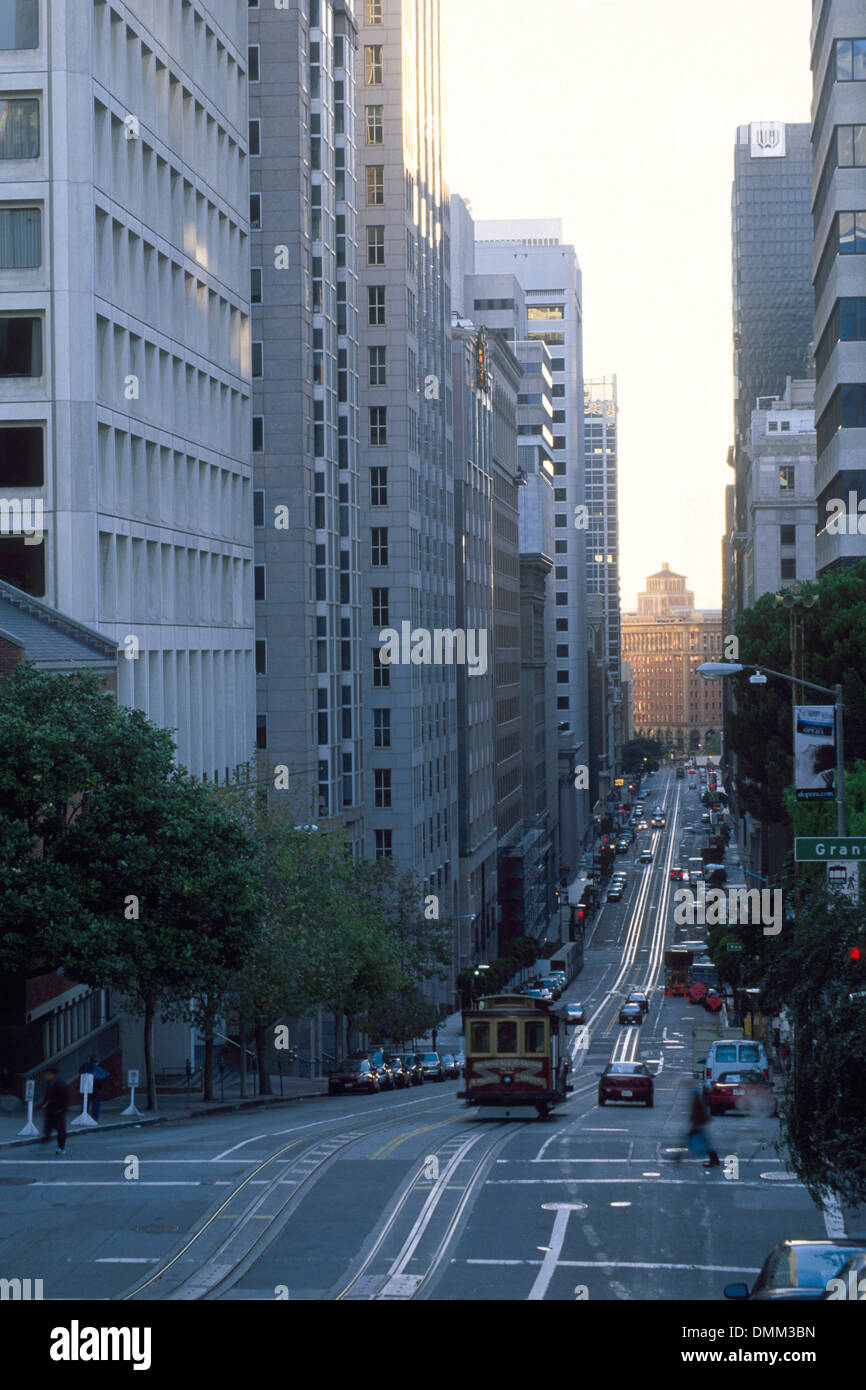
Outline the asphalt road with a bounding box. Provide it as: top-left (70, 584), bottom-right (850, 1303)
top-left (0, 772), bottom-right (836, 1302)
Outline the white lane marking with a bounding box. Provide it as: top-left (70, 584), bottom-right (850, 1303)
top-left (212, 1135), bottom-right (267, 1161)
top-left (0, 1159), bottom-right (254, 1166)
top-left (533, 1128), bottom-right (565, 1162)
top-left (527, 1205), bottom-right (583, 1301)
top-left (29, 1181), bottom-right (203, 1187)
top-left (556, 1261), bottom-right (762, 1273)
top-left (487, 1178), bottom-right (804, 1187)
top-left (822, 1193), bottom-right (846, 1237)
top-left (92, 1258), bottom-right (159, 1264)
top-left (529, 1159), bottom-right (629, 1164)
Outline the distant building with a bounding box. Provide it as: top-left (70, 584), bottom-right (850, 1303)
top-left (622, 564), bottom-right (723, 753)
top-left (811, 5), bottom-right (866, 573)
top-left (584, 376), bottom-right (623, 811)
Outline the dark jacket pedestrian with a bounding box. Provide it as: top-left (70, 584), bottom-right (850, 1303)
top-left (81, 1055), bottom-right (109, 1121)
top-left (40, 1069), bottom-right (69, 1154)
top-left (687, 1086), bottom-right (720, 1167)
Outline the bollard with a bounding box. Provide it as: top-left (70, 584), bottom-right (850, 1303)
top-left (121, 1068), bottom-right (141, 1116)
top-left (70, 1070), bottom-right (98, 1128)
top-left (17, 1078), bottom-right (40, 1137)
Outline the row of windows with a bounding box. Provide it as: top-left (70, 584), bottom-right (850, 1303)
top-left (0, 0), bottom-right (37, 50)
top-left (814, 125), bottom-right (866, 222)
top-left (0, 201), bottom-right (41, 270)
top-left (815, 211), bottom-right (866, 302)
top-left (816, 297), bottom-right (866, 378)
top-left (815, 38), bottom-right (866, 146)
top-left (817, 384), bottom-right (866, 455)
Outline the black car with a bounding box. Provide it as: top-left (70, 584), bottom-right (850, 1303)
top-left (383, 1054), bottom-right (409, 1088)
top-left (328, 1054), bottom-right (381, 1095)
top-left (370, 1052), bottom-right (396, 1090)
top-left (441, 1053), bottom-right (460, 1080)
top-left (402, 1054), bottom-right (424, 1086)
top-left (418, 1051), bottom-right (446, 1082)
top-left (724, 1240), bottom-right (866, 1301)
top-left (619, 1002), bottom-right (643, 1025)
top-left (626, 991), bottom-right (649, 1016)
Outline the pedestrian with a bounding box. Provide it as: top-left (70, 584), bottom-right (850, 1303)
top-left (39, 1067), bottom-right (69, 1155)
top-left (687, 1085), bottom-right (720, 1168)
top-left (81, 1054), bottom-right (109, 1122)
top-left (779, 1040), bottom-right (792, 1076)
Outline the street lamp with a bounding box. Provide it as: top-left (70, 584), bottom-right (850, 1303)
top-left (696, 662), bottom-right (846, 836)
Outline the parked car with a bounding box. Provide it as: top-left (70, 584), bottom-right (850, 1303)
top-left (616, 839), bottom-right (630, 854)
top-left (539, 977), bottom-right (562, 999)
top-left (619, 1001), bottom-right (643, 1025)
top-left (724, 1240), bottom-right (866, 1301)
top-left (565, 1002), bottom-right (586, 1025)
top-left (418, 1051), bottom-right (446, 1081)
top-left (598, 1060), bottom-right (653, 1107)
top-left (819, 1250), bottom-right (866, 1299)
top-left (454, 1051), bottom-right (466, 1079)
top-left (607, 883), bottom-right (624, 901)
top-left (440, 1053), bottom-right (460, 1080)
top-left (627, 990), bottom-right (649, 1016)
top-left (371, 1051), bottom-right (396, 1090)
top-left (328, 1054), bottom-right (381, 1096)
top-left (382, 1054), bottom-right (410, 1088)
top-left (708, 1069), bottom-right (776, 1117)
top-left (403, 1054), bottom-right (424, 1086)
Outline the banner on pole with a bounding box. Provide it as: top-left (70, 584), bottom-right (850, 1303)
top-left (794, 706), bottom-right (836, 802)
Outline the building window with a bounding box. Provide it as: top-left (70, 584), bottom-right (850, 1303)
top-left (780, 524), bottom-right (796, 547)
top-left (779, 466), bottom-right (794, 491)
top-left (0, 206), bottom-right (40, 268)
top-left (250, 267), bottom-right (262, 303)
top-left (527, 304), bottom-right (564, 321)
top-left (375, 828), bottom-right (392, 859)
top-left (370, 465), bottom-right (388, 505)
top-left (254, 565), bottom-right (266, 601)
top-left (369, 406), bottom-right (387, 446)
top-left (366, 165), bottom-right (384, 205)
top-left (256, 713), bottom-right (267, 750)
top-left (780, 558), bottom-right (797, 581)
top-left (365, 45), bottom-right (383, 84)
top-left (366, 0), bottom-right (383, 22)
top-left (250, 193), bottom-right (261, 229)
top-left (0, 424), bottom-right (42, 486)
top-left (374, 768), bottom-right (392, 807)
top-left (248, 119), bottom-right (261, 156)
top-left (368, 285), bottom-right (386, 325)
top-left (248, 45), bottom-right (260, 82)
top-left (252, 415), bottom-right (264, 452)
top-left (374, 708), bottom-right (391, 747)
top-left (255, 640), bottom-right (267, 675)
top-left (0, 2), bottom-right (38, 49)
top-left (371, 526), bottom-right (388, 565)
top-left (253, 490), bottom-right (265, 528)
top-left (368, 345), bottom-right (386, 385)
top-left (365, 105), bottom-right (384, 145)
top-left (0, 536), bottom-right (43, 595)
top-left (0, 98), bottom-right (39, 160)
top-left (835, 37), bottom-right (866, 83)
top-left (251, 341), bottom-right (263, 377)
top-left (0, 316), bottom-right (41, 376)
top-left (367, 224), bottom-right (385, 265)
top-left (372, 586), bottom-right (389, 627)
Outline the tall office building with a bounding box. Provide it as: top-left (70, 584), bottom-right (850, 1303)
top-left (473, 220), bottom-right (590, 859)
top-left (0, 0), bottom-right (255, 778)
top-left (740, 377), bottom-right (817, 605)
top-left (726, 121), bottom-right (814, 623)
top-left (811, 7), bottom-right (866, 573)
top-left (354, 0), bottom-right (458, 910)
top-left (584, 376), bottom-right (623, 811)
top-left (248, 0), bottom-right (365, 852)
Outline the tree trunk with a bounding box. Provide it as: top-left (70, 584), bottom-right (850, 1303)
top-left (255, 1022), bottom-right (271, 1095)
top-left (345, 1012), bottom-right (353, 1056)
top-left (143, 999), bottom-right (157, 1112)
top-left (203, 1019), bottom-right (214, 1102)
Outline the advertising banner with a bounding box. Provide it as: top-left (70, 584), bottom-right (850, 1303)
top-left (794, 705), bottom-right (836, 802)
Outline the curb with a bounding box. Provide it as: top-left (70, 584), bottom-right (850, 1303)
top-left (0, 1087), bottom-right (330, 1149)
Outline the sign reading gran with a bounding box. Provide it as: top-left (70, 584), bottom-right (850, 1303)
top-left (795, 837), bottom-right (866, 862)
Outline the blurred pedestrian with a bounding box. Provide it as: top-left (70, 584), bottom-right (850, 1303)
top-left (779, 1040), bottom-right (792, 1076)
top-left (39, 1067), bottom-right (69, 1155)
top-left (81, 1055), bottom-right (109, 1121)
top-left (687, 1085), bottom-right (720, 1168)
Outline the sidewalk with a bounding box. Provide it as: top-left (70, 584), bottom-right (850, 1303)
top-left (0, 1071), bottom-right (329, 1149)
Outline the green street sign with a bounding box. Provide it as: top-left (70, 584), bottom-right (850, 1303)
top-left (724, 940), bottom-right (743, 952)
top-left (795, 837), bottom-right (866, 862)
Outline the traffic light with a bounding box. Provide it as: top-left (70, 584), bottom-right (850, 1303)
top-left (851, 947), bottom-right (861, 962)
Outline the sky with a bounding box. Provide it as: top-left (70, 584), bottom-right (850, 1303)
top-left (445, 0), bottom-right (813, 609)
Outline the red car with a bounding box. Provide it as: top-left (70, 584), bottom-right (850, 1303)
top-left (598, 1061), bottom-right (653, 1107)
top-left (708, 1069), bottom-right (776, 1117)
top-left (670, 866), bottom-right (685, 880)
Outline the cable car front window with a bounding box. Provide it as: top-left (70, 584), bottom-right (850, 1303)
top-left (469, 1021), bottom-right (490, 1052)
top-left (524, 1021), bottom-right (545, 1053)
top-left (497, 1020), bottom-right (518, 1053)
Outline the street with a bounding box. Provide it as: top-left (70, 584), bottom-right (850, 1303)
top-left (0, 772), bottom-right (839, 1303)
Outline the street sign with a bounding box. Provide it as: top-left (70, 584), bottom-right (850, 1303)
top-left (24, 1079), bottom-right (35, 1101)
top-left (827, 861), bottom-right (859, 903)
top-left (724, 940), bottom-right (743, 952)
top-left (795, 837), bottom-right (866, 862)
top-left (127, 1069), bottom-right (139, 1087)
top-left (79, 1071), bottom-right (93, 1094)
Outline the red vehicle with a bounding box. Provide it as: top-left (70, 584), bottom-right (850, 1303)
top-left (458, 994), bottom-right (573, 1118)
top-left (669, 866), bottom-right (685, 881)
top-left (598, 1061), bottom-right (653, 1107)
top-left (708, 1069), bottom-right (776, 1117)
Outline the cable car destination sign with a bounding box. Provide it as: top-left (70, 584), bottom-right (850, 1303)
top-left (795, 837), bottom-right (866, 862)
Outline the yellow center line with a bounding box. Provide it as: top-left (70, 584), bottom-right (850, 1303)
top-left (370, 1118), bottom-right (456, 1161)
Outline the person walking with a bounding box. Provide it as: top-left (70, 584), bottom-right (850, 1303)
top-left (39, 1067), bottom-right (69, 1155)
top-left (81, 1055), bottom-right (109, 1122)
top-left (687, 1085), bottom-right (720, 1168)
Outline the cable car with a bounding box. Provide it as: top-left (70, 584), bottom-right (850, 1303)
top-left (456, 994), bottom-right (574, 1118)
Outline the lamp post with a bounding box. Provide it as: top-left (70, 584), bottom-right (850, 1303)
top-left (696, 663), bottom-right (846, 837)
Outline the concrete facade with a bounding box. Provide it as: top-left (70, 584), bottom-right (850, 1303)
top-left (0, 0), bottom-right (256, 779)
top-left (742, 377), bottom-right (817, 605)
top-left (811, 2), bottom-right (866, 572)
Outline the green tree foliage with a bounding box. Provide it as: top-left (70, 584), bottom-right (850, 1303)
top-left (621, 737), bottom-right (664, 774)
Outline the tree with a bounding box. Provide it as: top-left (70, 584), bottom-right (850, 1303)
top-left (621, 737), bottom-right (664, 775)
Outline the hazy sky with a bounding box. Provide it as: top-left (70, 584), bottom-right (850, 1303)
top-left (445, 0), bottom-right (813, 609)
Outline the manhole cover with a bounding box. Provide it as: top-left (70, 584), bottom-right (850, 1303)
top-left (759, 1171), bottom-right (799, 1182)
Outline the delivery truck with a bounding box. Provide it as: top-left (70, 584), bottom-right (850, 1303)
top-left (664, 947), bottom-right (693, 997)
